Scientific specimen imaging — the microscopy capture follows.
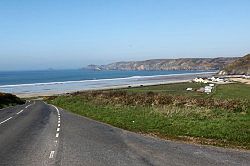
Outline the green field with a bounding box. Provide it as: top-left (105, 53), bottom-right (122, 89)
top-left (121, 82), bottom-right (206, 96)
top-left (48, 82), bottom-right (250, 149)
top-left (121, 82), bottom-right (250, 100)
top-left (211, 83), bottom-right (250, 100)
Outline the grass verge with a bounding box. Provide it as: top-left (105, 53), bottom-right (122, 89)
top-left (47, 82), bottom-right (250, 150)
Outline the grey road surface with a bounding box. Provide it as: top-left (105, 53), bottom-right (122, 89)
top-left (0, 101), bottom-right (249, 166)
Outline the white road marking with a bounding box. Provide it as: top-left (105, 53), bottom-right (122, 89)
top-left (46, 104), bottom-right (62, 160)
top-left (51, 105), bottom-right (60, 115)
top-left (49, 151), bottom-right (55, 158)
top-left (0, 117), bottom-right (13, 125)
top-left (16, 110), bottom-right (24, 115)
top-left (25, 103), bottom-right (32, 109)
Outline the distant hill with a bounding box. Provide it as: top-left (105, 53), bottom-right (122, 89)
top-left (0, 93), bottom-right (25, 109)
top-left (219, 54), bottom-right (250, 75)
top-left (86, 57), bottom-right (238, 71)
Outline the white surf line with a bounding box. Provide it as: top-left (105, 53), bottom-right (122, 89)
top-left (56, 133), bottom-right (59, 138)
top-left (49, 151), bottom-right (55, 158)
top-left (57, 128), bottom-right (60, 132)
top-left (0, 117), bottom-right (13, 125)
top-left (0, 71), bottom-right (216, 88)
top-left (16, 109), bottom-right (24, 115)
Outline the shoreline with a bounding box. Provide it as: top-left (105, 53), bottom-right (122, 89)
top-left (0, 72), bottom-right (215, 98)
top-left (18, 79), bottom-right (191, 98)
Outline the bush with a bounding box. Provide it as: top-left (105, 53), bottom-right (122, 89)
top-left (0, 93), bottom-right (25, 109)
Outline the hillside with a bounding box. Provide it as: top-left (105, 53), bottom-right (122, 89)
top-left (0, 93), bottom-right (25, 109)
top-left (86, 57), bottom-right (238, 71)
top-left (219, 54), bottom-right (250, 75)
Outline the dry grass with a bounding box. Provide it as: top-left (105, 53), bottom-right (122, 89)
top-left (152, 106), bottom-right (213, 118)
top-left (230, 78), bottom-right (250, 85)
top-left (72, 90), bottom-right (248, 112)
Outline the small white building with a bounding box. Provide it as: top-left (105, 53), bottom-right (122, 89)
top-left (210, 76), bottom-right (216, 81)
top-left (204, 86), bottom-right (213, 93)
top-left (210, 77), bottom-right (225, 82)
top-left (217, 78), bottom-right (224, 82)
top-left (209, 83), bottom-right (214, 87)
top-left (244, 75), bottom-right (250, 79)
top-left (193, 77), bottom-right (208, 83)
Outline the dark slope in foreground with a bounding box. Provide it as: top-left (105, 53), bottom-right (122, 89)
top-left (0, 93), bottom-right (25, 109)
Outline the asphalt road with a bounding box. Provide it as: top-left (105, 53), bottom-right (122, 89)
top-left (0, 101), bottom-right (249, 166)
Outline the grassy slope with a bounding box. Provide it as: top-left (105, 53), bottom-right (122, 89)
top-left (122, 82), bottom-right (250, 100)
top-left (120, 82), bottom-right (207, 97)
top-left (211, 83), bottom-right (250, 100)
top-left (48, 83), bottom-right (250, 149)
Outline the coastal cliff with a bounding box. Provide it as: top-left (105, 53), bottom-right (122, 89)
top-left (86, 57), bottom-right (238, 71)
top-left (219, 54), bottom-right (250, 75)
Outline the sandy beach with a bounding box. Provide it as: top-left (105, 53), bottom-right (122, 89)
top-left (17, 79), bottom-right (193, 98)
top-left (229, 77), bottom-right (250, 85)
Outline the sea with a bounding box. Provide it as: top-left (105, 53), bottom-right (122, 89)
top-left (0, 69), bottom-right (215, 96)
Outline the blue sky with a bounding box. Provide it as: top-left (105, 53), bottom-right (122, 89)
top-left (0, 0), bottom-right (250, 70)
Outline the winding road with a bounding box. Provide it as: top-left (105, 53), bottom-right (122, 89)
top-left (0, 101), bottom-right (249, 166)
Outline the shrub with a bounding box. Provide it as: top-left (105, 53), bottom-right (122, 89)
top-left (73, 91), bottom-right (248, 112)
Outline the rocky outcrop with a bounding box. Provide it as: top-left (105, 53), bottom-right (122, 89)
top-left (85, 64), bottom-right (102, 71)
top-left (86, 57), bottom-right (238, 71)
top-left (219, 54), bottom-right (250, 75)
